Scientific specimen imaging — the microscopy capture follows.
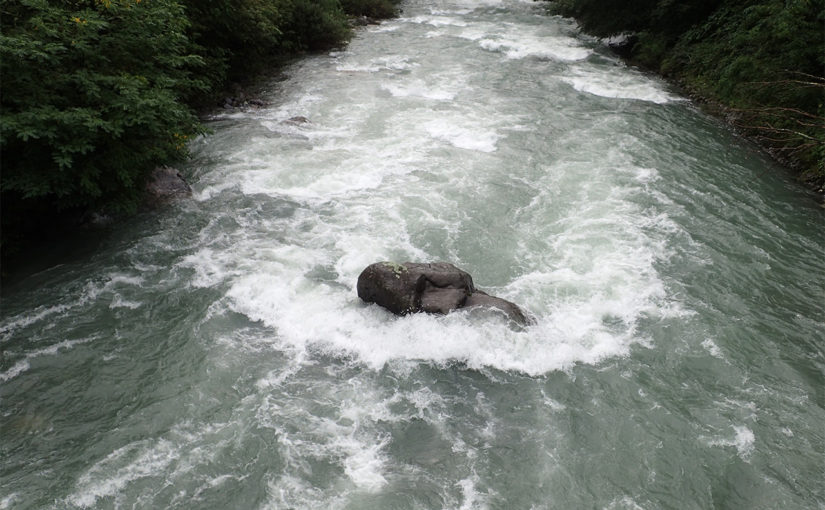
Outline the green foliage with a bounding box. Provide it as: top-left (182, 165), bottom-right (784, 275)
top-left (2, 0), bottom-right (393, 260)
top-left (552, 0), bottom-right (657, 37)
top-left (551, 0), bottom-right (825, 179)
top-left (181, 0), bottom-right (350, 89)
top-left (277, 0), bottom-right (350, 52)
top-left (1, 0), bottom-right (204, 214)
top-left (553, 0), bottom-right (721, 41)
top-left (631, 31), bottom-right (668, 69)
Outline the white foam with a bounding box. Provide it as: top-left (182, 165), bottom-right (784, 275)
top-left (109, 295), bottom-right (142, 310)
top-left (424, 119), bottom-right (499, 152)
top-left (106, 274), bottom-right (144, 287)
top-left (457, 475), bottom-right (490, 510)
top-left (0, 338), bottom-right (91, 382)
top-left (0, 360), bottom-right (30, 382)
top-left (341, 439), bottom-right (388, 490)
top-left (606, 496), bottom-right (648, 510)
top-left (0, 494), bottom-right (19, 510)
top-left (701, 338), bottom-right (724, 358)
top-left (478, 34), bottom-right (591, 61)
top-left (66, 439), bottom-right (179, 507)
top-left (708, 425), bottom-right (756, 460)
top-left (178, 247), bottom-right (238, 288)
top-left (562, 67), bottom-right (680, 104)
top-left (732, 425), bottom-right (756, 459)
top-left (191, 474), bottom-right (242, 500)
top-left (0, 303), bottom-right (73, 340)
top-left (252, 380), bottom-right (401, 508)
top-left (446, 0), bottom-right (506, 8)
top-left (451, 23), bottom-right (499, 42)
top-left (64, 419), bottom-right (246, 507)
top-left (370, 24), bottom-right (401, 33)
top-left (190, 148), bottom-right (684, 377)
top-left (406, 387), bottom-right (446, 419)
top-left (197, 113), bottom-right (460, 202)
top-left (381, 81), bottom-right (456, 101)
top-left (187, 146), bottom-right (684, 376)
top-left (429, 8), bottom-right (473, 16)
top-left (405, 15), bottom-right (469, 27)
top-left (224, 267), bottom-right (649, 375)
top-left (0, 271), bottom-right (144, 342)
top-left (336, 55), bottom-right (417, 73)
top-left (31, 338), bottom-right (90, 357)
top-left (264, 474), bottom-right (336, 510)
top-left (171, 2), bottom-right (688, 379)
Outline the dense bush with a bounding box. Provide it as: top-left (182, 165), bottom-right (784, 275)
top-left (552, 0), bottom-right (825, 179)
top-left (1, 0), bottom-right (400, 262)
top-left (1, 0), bottom-right (204, 215)
top-left (182, 0), bottom-right (350, 91)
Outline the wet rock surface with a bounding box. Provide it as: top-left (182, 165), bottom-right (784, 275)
top-left (357, 262), bottom-right (533, 325)
top-left (145, 166), bottom-right (191, 201)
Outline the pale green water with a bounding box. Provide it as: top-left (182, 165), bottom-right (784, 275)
top-left (2, 1), bottom-right (824, 508)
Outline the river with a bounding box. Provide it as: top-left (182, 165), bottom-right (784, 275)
top-left (2, 0), bottom-right (824, 508)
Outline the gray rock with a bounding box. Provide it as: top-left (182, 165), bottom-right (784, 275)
top-left (357, 261), bottom-right (532, 325)
top-left (145, 166), bottom-right (191, 201)
top-left (350, 16), bottom-right (379, 27)
top-left (420, 286), bottom-right (468, 314)
top-left (282, 116), bottom-right (310, 125)
top-left (464, 290), bottom-right (532, 325)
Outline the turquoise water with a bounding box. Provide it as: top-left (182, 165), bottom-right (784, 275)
top-left (2, 1), bottom-right (824, 508)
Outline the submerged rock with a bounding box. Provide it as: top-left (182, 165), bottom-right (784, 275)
top-left (145, 166), bottom-right (191, 201)
top-left (220, 95), bottom-right (267, 109)
top-left (281, 116), bottom-right (310, 125)
top-left (350, 15), bottom-right (380, 27)
top-left (464, 290), bottom-right (532, 326)
top-left (357, 261), bottom-right (533, 325)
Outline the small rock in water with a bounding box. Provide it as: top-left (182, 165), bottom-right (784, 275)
top-left (350, 15), bottom-right (380, 27)
top-left (221, 96), bottom-right (266, 110)
top-left (282, 116), bottom-right (310, 125)
top-left (145, 166), bottom-right (191, 202)
top-left (357, 261), bottom-right (534, 325)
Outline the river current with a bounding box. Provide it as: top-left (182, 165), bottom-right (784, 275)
top-left (2, 1), bottom-right (824, 508)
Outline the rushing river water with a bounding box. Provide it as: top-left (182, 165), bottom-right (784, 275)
top-left (2, 1), bottom-right (824, 508)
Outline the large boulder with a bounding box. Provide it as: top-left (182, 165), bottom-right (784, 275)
top-left (357, 262), bottom-right (533, 325)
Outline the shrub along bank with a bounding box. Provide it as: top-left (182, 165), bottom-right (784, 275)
top-left (550, 0), bottom-right (825, 185)
top-left (0, 0), bottom-right (400, 268)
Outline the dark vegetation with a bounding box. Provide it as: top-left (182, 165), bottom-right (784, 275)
top-left (0, 0), bottom-right (400, 273)
top-left (551, 0), bottom-right (825, 185)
